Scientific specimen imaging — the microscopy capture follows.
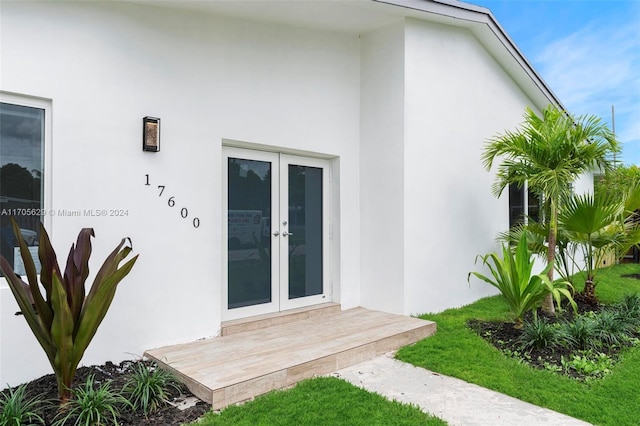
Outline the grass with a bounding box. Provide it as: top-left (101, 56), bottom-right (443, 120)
top-left (193, 377), bottom-right (446, 426)
top-left (397, 263), bottom-right (640, 426)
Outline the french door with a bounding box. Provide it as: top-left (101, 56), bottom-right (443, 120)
top-left (223, 147), bottom-right (330, 320)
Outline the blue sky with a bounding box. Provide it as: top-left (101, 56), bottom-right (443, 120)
top-left (469, 0), bottom-right (640, 166)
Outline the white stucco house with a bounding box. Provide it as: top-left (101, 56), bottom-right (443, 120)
top-left (0, 0), bottom-right (593, 386)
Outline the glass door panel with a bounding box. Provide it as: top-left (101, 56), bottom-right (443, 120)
top-left (227, 157), bottom-right (272, 308)
top-left (224, 148), bottom-right (280, 320)
top-left (279, 155), bottom-right (329, 311)
top-left (223, 148), bottom-right (329, 319)
top-left (287, 164), bottom-right (323, 299)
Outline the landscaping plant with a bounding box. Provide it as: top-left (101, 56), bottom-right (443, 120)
top-left (0, 218), bottom-right (139, 403)
top-left (595, 164), bottom-right (640, 201)
top-left (559, 192), bottom-right (640, 302)
top-left (52, 374), bottom-right (130, 426)
top-left (498, 220), bottom-right (581, 286)
top-left (0, 384), bottom-right (45, 426)
top-left (397, 264), bottom-right (640, 425)
top-left (483, 105), bottom-right (619, 314)
top-left (615, 293), bottom-right (640, 332)
top-left (560, 351), bottom-right (615, 381)
top-left (469, 232), bottom-right (576, 328)
top-left (592, 309), bottom-right (633, 346)
top-left (123, 361), bottom-right (181, 416)
top-left (561, 314), bottom-right (598, 350)
top-left (517, 317), bottom-right (562, 350)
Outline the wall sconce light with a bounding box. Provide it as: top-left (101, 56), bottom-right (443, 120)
top-left (143, 116), bottom-right (160, 152)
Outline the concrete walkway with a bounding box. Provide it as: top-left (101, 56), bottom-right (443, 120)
top-left (331, 352), bottom-right (592, 426)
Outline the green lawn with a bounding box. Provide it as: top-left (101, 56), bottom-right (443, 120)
top-left (397, 263), bottom-right (640, 426)
top-left (192, 377), bottom-right (446, 426)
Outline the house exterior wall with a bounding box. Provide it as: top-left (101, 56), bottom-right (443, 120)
top-left (359, 21), bottom-right (406, 314)
top-left (357, 19), bottom-right (542, 315)
top-left (0, 0), bottom-right (582, 388)
top-left (0, 1), bottom-right (361, 386)
top-left (402, 19), bottom-right (532, 314)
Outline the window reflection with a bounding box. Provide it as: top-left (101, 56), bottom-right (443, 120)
top-left (227, 158), bottom-right (272, 309)
top-left (288, 165), bottom-right (322, 299)
top-left (0, 102), bottom-right (44, 275)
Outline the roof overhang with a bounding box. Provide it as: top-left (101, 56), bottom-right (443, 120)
top-left (126, 0), bottom-right (563, 111)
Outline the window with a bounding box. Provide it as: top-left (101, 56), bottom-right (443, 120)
top-left (0, 99), bottom-right (46, 275)
top-left (508, 182), bottom-right (541, 228)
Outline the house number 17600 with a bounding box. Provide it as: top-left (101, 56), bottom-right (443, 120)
top-left (145, 174), bottom-right (200, 228)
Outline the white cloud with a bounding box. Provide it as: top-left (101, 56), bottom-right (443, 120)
top-left (533, 19), bottom-right (640, 164)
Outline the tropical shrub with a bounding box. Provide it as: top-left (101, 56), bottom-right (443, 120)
top-left (517, 317), bottom-right (563, 350)
top-left (614, 293), bottom-right (640, 332)
top-left (560, 315), bottom-right (598, 350)
top-left (592, 309), bottom-right (633, 346)
top-left (469, 233), bottom-right (576, 328)
top-left (559, 192), bottom-right (640, 301)
top-left (0, 218), bottom-right (139, 403)
top-left (482, 105), bottom-right (619, 314)
top-left (0, 384), bottom-right (45, 426)
top-left (594, 164), bottom-right (640, 201)
top-left (123, 361), bottom-right (181, 416)
top-left (53, 374), bottom-right (129, 426)
top-left (498, 221), bottom-right (580, 286)
top-left (617, 293), bottom-right (640, 315)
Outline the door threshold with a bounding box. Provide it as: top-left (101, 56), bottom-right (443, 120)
top-left (221, 303), bottom-right (340, 336)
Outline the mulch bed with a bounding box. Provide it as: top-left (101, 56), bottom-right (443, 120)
top-left (466, 298), bottom-right (632, 381)
top-left (1, 360), bottom-right (211, 425)
top-left (621, 274), bottom-right (640, 280)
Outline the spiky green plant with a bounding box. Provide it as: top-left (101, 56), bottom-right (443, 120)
top-left (561, 315), bottom-right (598, 350)
top-left (0, 218), bottom-right (138, 403)
top-left (53, 374), bottom-right (129, 426)
top-left (0, 384), bottom-right (45, 426)
top-left (593, 309), bottom-right (632, 346)
top-left (612, 294), bottom-right (640, 333)
top-left (517, 317), bottom-right (562, 350)
top-left (123, 362), bottom-right (181, 416)
top-left (469, 232), bottom-right (576, 328)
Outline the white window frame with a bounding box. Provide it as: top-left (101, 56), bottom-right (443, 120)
top-left (0, 92), bottom-right (52, 286)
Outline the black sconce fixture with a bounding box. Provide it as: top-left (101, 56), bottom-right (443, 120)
top-left (143, 116), bottom-right (160, 152)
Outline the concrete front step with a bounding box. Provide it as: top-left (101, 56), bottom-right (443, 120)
top-left (145, 306), bottom-right (436, 409)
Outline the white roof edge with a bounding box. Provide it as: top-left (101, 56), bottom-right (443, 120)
top-left (375, 0), bottom-right (566, 112)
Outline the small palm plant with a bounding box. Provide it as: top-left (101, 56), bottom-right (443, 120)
top-left (0, 218), bottom-right (138, 403)
top-left (559, 192), bottom-right (640, 302)
top-left (469, 233), bottom-right (576, 328)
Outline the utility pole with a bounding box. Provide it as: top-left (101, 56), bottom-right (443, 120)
top-left (612, 104), bottom-right (617, 166)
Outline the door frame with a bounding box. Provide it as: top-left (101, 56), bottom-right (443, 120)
top-left (222, 146), bottom-right (331, 321)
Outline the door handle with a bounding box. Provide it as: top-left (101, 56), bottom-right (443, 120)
top-left (273, 231), bottom-right (280, 237)
top-left (282, 231), bottom-right (293, 237)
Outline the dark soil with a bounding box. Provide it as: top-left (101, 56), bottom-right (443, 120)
top-left (467, 298), bottom-right (636, 381)
top-left (621, 273), bottom-right (640, 280)
top-left (1, 360), bottom-right (211, 425)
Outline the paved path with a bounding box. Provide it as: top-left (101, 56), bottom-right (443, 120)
top-left (332, 353), bottom-right (592, 426)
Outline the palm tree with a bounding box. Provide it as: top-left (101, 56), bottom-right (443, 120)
top-left (558, 193), bottom-right (634, 302)
top-left (483, 105), bottom-right (619, 314)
